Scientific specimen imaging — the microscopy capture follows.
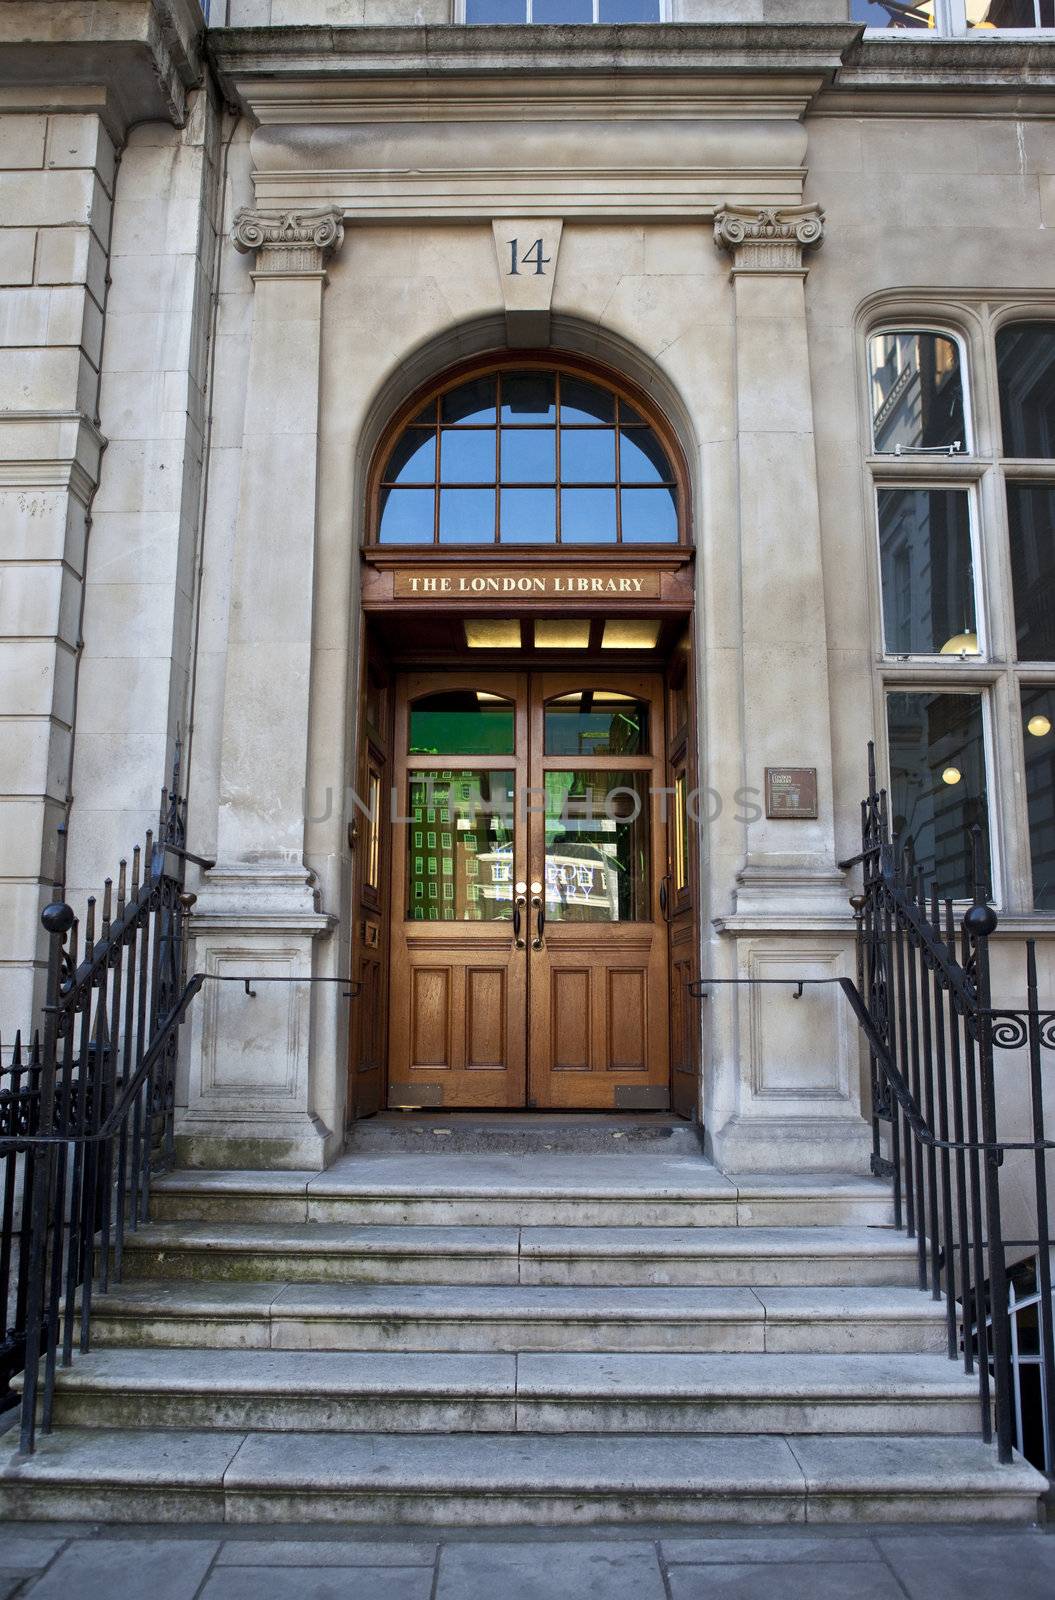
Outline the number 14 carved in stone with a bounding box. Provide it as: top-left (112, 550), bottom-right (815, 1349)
top-left (508, 238), bottom-right (551, 277)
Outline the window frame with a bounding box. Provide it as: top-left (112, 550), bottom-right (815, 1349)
top-left (862, 302), bottom-right (1055, 915)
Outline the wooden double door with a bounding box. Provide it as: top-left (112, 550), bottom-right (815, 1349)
top-left (388, 670), bottom-right (672, 1110)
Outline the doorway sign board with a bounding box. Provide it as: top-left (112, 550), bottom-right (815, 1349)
top-left (392, 570), bottom-right (663, 600)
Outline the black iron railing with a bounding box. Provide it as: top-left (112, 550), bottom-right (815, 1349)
top-left (1, 765), bottom-right (212, 1453)
top-left (841, 741), bottom-right (1055, 1469)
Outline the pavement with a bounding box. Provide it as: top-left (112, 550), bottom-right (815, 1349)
top-left (0, 1521), bottom-right (1053, 1600)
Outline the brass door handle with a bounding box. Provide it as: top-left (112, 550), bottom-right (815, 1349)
top-left (531, 894), bottom-right (545, 950)
top-left (513, 895), bottom-right (526, 949)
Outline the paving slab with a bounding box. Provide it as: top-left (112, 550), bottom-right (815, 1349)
top-left (666, 1562), bottom-right (906, 1600)
top-left (0, 1535), bottom-right (67, 1569)
top-left (200, 1569), bottom-right (433, 1600)
top-left (20, 1537), bottom-right (218, 1600)
top-left (216, 1539), bottom-right (438, 1566)
top-left (434, 1539), bottom-right (667, 1600)
top-left (662, 1535), bottom-right (880, 1563)
top-left (876, 1531), bottom-right (1055, 1600)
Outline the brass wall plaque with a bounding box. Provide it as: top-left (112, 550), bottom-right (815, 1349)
top-left (765, 767), bottom-right (818, 820)
top-left (392, 569), bottom-right (662, 600)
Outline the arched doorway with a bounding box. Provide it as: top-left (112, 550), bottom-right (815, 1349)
top-left (348, 355), bottom-right (700, 1118)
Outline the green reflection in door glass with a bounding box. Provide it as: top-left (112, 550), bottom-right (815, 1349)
top-left (543, 770), bottom-right (649, 922)
top-left (409, 692), bottom-right (515, 756)
top-left (406, 770), bottom-right (515, 921)
top-left (544, 691), bottom-right (649, 756)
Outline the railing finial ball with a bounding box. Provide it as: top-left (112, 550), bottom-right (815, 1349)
top-left (41, 901), bottom-right (75, 935)
top-left (963, 902), bottom-right (998, 939)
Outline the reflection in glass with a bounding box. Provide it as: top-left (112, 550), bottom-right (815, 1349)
top-left (500, 487), bottom-right (556, 542)
top-left (1022, 685), bottom-right (1055, 910)
top-left (673, 770), bottom-right (688, 893)
top-left (600, 0), bottom-right (660, 15)
top-left (562, 430), bottom-right (616, 483)
top-left (406, 770), bottom-right (515, 922)
top-left (535, 0), bottom-right (592, 16)
top-left (365, 770), bottom-right (382, 891)
top-left (562, 488), bottom-right (618, 542)
top-left (544, 771), bottom-right (649, 922)
top-left (383, 430), bottom-right (435, 485)
top-left (409, 691), bottom-right (515, 756)
top-left (886, 691), bottom-right (989, 900)
top-left (465, 0), bottom-right (521, 16)
top-left (544, 691), bottom-right (649, 756)
top-left (500, 429), bottom-right (555, 482)
top-left (621, 487), bottom-right (678, 543)
top-left (439, 488), bottom-right (495, 543)
top-left (966, 0), bottom-right (1053, 26)
top-left (561, 376), bottom-right (616, 425)
top-left (849, 0), bottom-right (935, 25)
top-left (441, 378), bottom-right (497, 426)
top-left (501, 371), bottom-right (556, 424)
top-left (620, 428), bottom-right (669, 483)
top-left (379, 486), bottom-right (433, 544)
top-left (440, 430), bottom-right (495, 483)
top-left (1007, 484), bottom-right (1055, 660)
top-left (869, 331), bottom-right (965, 452)
top-left (877, 489), bottom-right (976, 655)
top-left (996, 324), bottom-right (1055, 458)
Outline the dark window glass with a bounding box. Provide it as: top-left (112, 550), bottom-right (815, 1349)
top-left (877, 488), bottom-right (976, 655)
top-left (561, 377), bottom-right (616, 425)
top-left (406, 769), bottom-right (515, 922)
top-left (543, 771), bottom-right (650, 922)
top-left (378, 486), bottom-right (433, 544)
top-left (439, 488), bottom-right (495, 543)
top-left (383, 430), bottom-right (435, 485)
top-left (1022, 685), bottom-right (1055, 911)
top-left (441, 378), bottom-right (497, 426)
top-left (967, 0), bottom-right (1053, 28)
top-left (886, 691), bottom-right (990, 900)
top-left (408, 691), bottom-right (515, 756)
top-left (997, 324), bottom-right (1055, 458)
top-left (620, 427), bottom-right (671, 484)
top-left (1007, 484), bottom-right (1055, 660)
top-left (501, 371), bottom-right (556, 424)
top-left (544, 691), bottom-right (649, 756)
top-left (869, 331), bottom-right (966, 453)
top-left (562, 487), bottom-right (617, 542)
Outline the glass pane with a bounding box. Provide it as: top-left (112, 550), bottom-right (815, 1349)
top-left (600, 0), bottom-right (659, 16)
top-left (501, 487), bottom-right (557, 543)
top-left (501, 371), bottom-right (556, 424)
top-left (406, 770), bottom-right (515, 922)
top-left (561, 377), bottom-right (615, 425)
top-left (673, 770), bottom-right (688, 893)
top-left (620, 428), bottom-right (672, 484)
top-left (466, 0), bottom-right (524, 16)
top-left (441, 378), bottom-right (497, 426)
top-left (439, 488), bottom-right (496, 544)
top-left (383, 430), bottom-right (436, 485)
top-left (996, 324), bottom-right (1055, 458)
top-left (408, 691), bottom-right (514, 756)
top-left (966, 0), bottom-right (1046, 26)
top-left (1007, 484), bottom-right (1055, 660)
top-left (501, 429), bottom-right (555, 482)
top-left (544, 771), bottom-right (650, 922)
top-left (534, 0), bottom-right (592, 18)
top-left (886, 691), bottom-right (990, 900)
top-left (544, 691), bottom-right (649, 756)
top-left (440, 429), bottom-right (495, 483)
top-left (869, 331), bottom-right (965, 453)
top-left (378, 486), bottom-right (434, 544)
top-left (365, 771), bottom-right (382, 890)
top-left (850, 0), bottom-right (936, 25)
top-left (561, 488), bottom-right (617, 543)
top-left (1022, 685), bottom-right (1055, 910)
top-left (621, 487), bottom-right (678, 543)
top-left (561, 430), bottom-right (616, 483)
top-left (877, 488), bottom-right (976, 655)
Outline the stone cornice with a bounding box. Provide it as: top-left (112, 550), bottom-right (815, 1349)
top-left (714, 203), bottom-right (824, 274)
top-left (0, 0), bottom-right (204, 138)
top-left (232, 206), bottom-right (345, 276)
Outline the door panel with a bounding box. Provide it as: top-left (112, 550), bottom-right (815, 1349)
top-left (667, 626), bottom-right (701, 1121)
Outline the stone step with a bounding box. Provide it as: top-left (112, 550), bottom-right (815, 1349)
top-left (111, 1221), bottom-right (920, 1288)
top-left (36, 1348), bottom-right (983, 1436)
top-left (87, 1280), bottom-right (950, 1354)
top-left (0, 1427), bottom-right (1043, 1525)
top-left (345, 1112), bottom-right (706, 1157)
top-left (149, 1158), bottom-right (894, 1230)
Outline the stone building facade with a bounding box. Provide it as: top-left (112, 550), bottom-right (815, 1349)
top-left (2, 0), bottom-right (1055, 1178)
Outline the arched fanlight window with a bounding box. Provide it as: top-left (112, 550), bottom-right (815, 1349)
top-left (372, 361), bottom-right (686, 548)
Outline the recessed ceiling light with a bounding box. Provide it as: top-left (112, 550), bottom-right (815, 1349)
top-left (534, 620), bottom-right (590, 649)
top-left (464, 620), bottom-right (521, 649)
top-left (601, 619), bottom-right (661, 650)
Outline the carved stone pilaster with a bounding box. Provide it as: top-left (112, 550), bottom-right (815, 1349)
top-left (714, 204), bottom-right (824, 274)
top-left (232, 207), bottom-right (345, 277)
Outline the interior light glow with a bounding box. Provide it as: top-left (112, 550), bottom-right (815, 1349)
top-left (601, 619), bottom-right (662, 650)
top-left (464, 620), bottom-right (521, 649)
top-left (1027, 714), bottom-right (1052, 738)
top-left (533, 620), bottom-right (591, 649)
top-left (939, 632), bottom-right (980, 656)
top-left (942, 766), bottom-right (963, 786)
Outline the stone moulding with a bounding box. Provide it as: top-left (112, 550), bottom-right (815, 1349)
top-left (232, 206), bottom-right (345, 275)
top-left (714, 203), bottom-right (824, 273)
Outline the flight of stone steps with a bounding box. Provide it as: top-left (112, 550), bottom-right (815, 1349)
top-left (0, 1118), bottom-right (1046, 1524)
